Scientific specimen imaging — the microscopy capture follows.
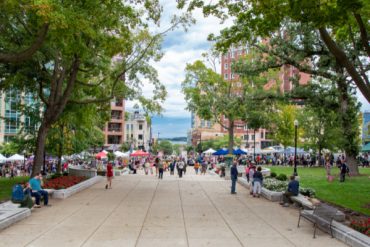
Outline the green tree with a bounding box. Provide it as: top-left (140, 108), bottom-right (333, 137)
top-left (156, 140), bottom-right (173, 155)
top-left (180, 0), bottom-right (370, 102)
top-left (0, 1), bottom-right (190, 176)
top-left (210, 20), bottom-right (363, 174)
top-left (182, 58), bottom-right (270, 154)
top-left (0, 142), bottom-right (20, 156)
top-left (273, 104), bottom-right (298, 151)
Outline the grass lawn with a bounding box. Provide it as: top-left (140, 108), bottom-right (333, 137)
top-left (0, 176), bottom-right (29, 203)
top-left (266, 166), bottom-right (370, 216)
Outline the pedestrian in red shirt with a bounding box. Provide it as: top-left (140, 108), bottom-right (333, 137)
top-left (106, 162), bottom-right (113, 189)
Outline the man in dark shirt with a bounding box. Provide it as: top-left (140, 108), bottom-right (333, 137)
top-left (280, 175), bottom-right (299, 207)
top-left (230, 162), bottom-right (238, 194)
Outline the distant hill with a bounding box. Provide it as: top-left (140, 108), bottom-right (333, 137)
top-left (160, 137), bottom-right (187, 142)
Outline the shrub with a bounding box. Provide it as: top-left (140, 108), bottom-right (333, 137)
top-left (299, 187), bottom-right (316, 198)
top-left (276, 173), bottom-right (288, 181)
top-left (51, 173), bottom-right (62, 179)
top-left (270, 172), bottom-right (277, 178)
top-left (263, 178), bottom-right (288, 192)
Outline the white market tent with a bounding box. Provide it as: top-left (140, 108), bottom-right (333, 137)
top-left (203, 148), bottom-right (216, 155)
top-left (0, 154), bottom-right (7, 162)
top-left (114, 151), bottom-right (130, 158)
top-left (6, 154), bottom-right (25, 161)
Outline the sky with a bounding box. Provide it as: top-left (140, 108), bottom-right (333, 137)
top-left (126, 1), bottom-right (370, 138)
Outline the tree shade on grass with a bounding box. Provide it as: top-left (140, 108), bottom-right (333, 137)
top-left (0, 176), bottom-right (29, 203)
top-left (267, 167), bottom-right (370, 216)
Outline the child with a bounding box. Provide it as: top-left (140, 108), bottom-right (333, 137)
top-left (253, 166), bottom-right (263, 198)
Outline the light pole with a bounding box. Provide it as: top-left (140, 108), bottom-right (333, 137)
top-left (294, 120), bottom-right (298, 176)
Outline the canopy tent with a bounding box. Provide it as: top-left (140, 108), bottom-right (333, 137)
top-left (0, 154), bottom-right (7, 162)
top-left (202, 148), bottom-right (216, 154)
top-left (261, 147), bottom-right (277, 154)
top-left (114, 151), bottom-right (130, 158)
top-left (106, 144), bottom-right (120, 151)
top-left (361, 143), bottom-right (370, 152)
top-left (233, 148), bottom-right (247, 155)
top-left (6, 154), bottom-right (25, 161)
top-left (213, 148), bottom-right (229, 156)
top-left (95, 151), bottom-right (107, 159)
top-left (283, 147), bottom-right (306, 155)
top-left (130, 150), bottom-right (149, 157)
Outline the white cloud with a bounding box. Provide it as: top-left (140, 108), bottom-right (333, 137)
top-left (127, 3), bottom-right (230, 119)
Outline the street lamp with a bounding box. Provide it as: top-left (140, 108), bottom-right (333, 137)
top-left (294, 120), bottom-right (298, 176)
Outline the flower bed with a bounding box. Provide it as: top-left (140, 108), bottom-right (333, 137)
top-left (263, 178), bottom-right (288, 192)
top-left (350, 218), bottom-right (370, 236)
top-left (263, 178), bottom-right (316, 197)
top-left (43, 176), bottom-right (86, 190)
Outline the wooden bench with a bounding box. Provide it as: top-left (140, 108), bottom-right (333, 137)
top-left (298, 203), bottom-right (339, 238)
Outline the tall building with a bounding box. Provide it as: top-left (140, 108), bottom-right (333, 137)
top-left (102, 99), bottom-right (126, 147)
top-left (363, 111), bottom-right (370, 145)
top-left (0, 89), bottom-right (38, 144)
top-left (190, 45), bottom-right (310, 151)
top-left (124, 111), bottom-right (151, 151)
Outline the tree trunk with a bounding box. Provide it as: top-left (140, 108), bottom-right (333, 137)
top-left (318, 146), bottom-right (322, 166)
top-left (32, 123), bottom-right (49, 176)
top-left (228, 120), bottom-right (235, 155)
top-left (57, 125), bottom-right (64, 174)
top-left (337, 79), bottom-right (360, 176)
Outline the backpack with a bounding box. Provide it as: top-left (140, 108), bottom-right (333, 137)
top-left (11, 184), bottom-right (24, 203)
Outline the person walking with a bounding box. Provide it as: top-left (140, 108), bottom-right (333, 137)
top-left (201, 161), bottom-right (207, 175)
top-left (157, 157), bottom-right (164, 179)
top-left (169, 160), bottom-right (175, 175)
top-left (177, 159), bottom-right (184, 178)
top-left (106, 162), bottom-right (113, 189)
top-left (339, 159), bottom-right (349, 182)
top-left (194, 161), bottom-right (200, 175)
top-left (144, 159), bottom-right (150, 175)
top-left (230, 162), bottom-right (238, 194)
top-left (253, 166), bottom-right (263, 197)
top-left (248, 163), bottom-right (256, 195)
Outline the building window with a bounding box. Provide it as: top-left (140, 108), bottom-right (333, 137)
top-left (244, 134), bottom-right (249, 140)
top-left (108, 135), bottom-right (121, 144)
top-left (139, 124), bottom-right (143, 130)
top-left (231, 73), bottom-right (235, 79)
top-left (224, 73), bottom-right (228, 79)
top-left (224, 63), bottom-right (228, 69)
top-left (244, 124), bottom-right (248, 130)
top-left (252, 134), bottom-right (255, 140)
top-left (131, 124), bottom-right (133, 131)
top-left (138, 134), bottom-right (143, 140)
top-left (261, 131), bottom-right (264, 139)
top-left (126, 124), bottom-right (130, 131)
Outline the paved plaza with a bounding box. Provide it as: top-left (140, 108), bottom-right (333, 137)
top-left (0, 170), bottom-right (346, 247)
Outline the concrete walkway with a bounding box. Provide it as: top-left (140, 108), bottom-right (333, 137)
top-left (0, 169), bottom-right (346, 247)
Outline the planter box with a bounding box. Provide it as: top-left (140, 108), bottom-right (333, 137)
top-left (301, 210), bottom-right (370, 247)
top-left (237, 177), bottom-right (283, 201)
top-left (0, 202), bottom-right (31, 230)
top-left (68, 166), bottom-right (97, 178)
top-left (52, 176), bottom-right (103, 199)
top-left (261, 187), bottom-right (283, 202)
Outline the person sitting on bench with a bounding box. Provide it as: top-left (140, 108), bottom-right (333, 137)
top-left (280, 175), bottom-right (299, 207)
top-left (29, 173), bottom-right (51, 208)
